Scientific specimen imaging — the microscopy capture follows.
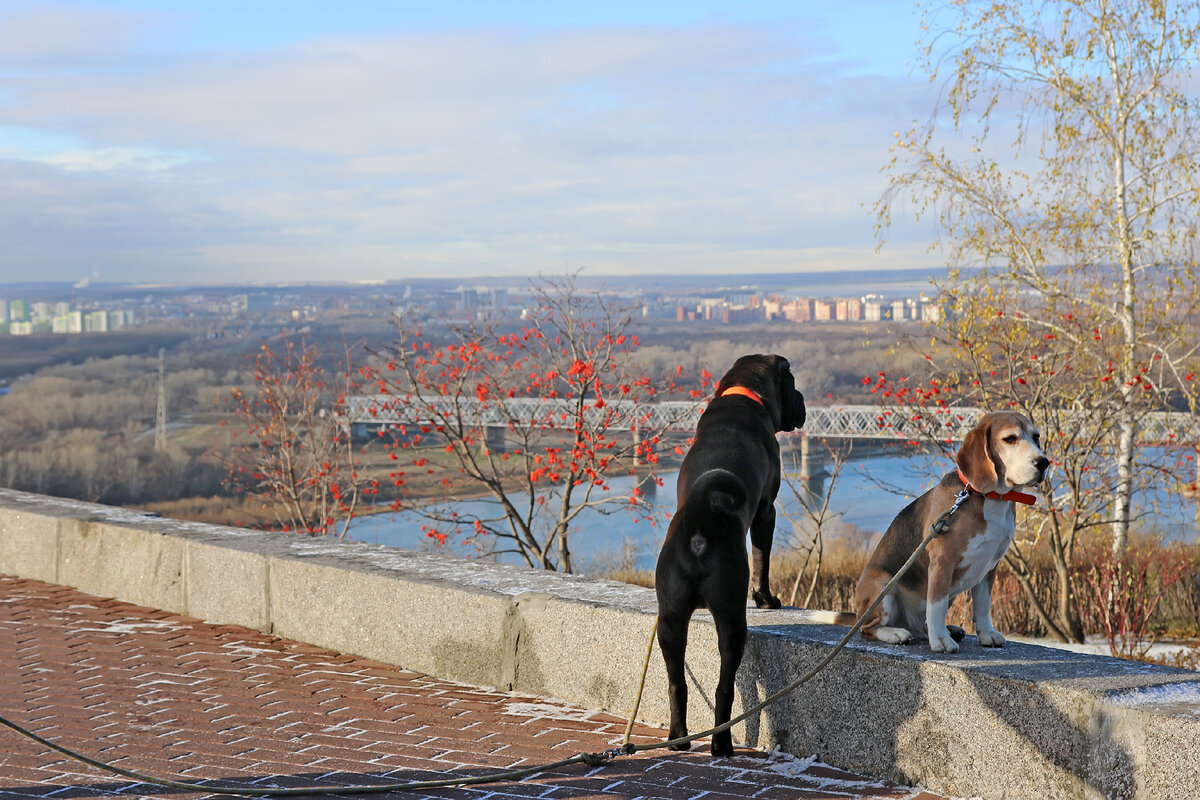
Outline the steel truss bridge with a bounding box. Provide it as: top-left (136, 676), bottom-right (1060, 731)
top-left (346, 396), bottom-right (1200, 446)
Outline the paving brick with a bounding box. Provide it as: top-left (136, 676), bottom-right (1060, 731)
top-left (0, 574), bottom-right (956, 800)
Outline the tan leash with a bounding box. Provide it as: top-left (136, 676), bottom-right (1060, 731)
top-left (621, 616), bottom-right (659, 747)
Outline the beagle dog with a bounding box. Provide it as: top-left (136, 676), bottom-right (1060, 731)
top-left (816, 411), bottom-right (1049, 653)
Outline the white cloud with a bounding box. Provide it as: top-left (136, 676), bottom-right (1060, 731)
top-left (0, 13), bottom-right (940, 282)
top-left (39, 145), bottom-right (201, 174)
top-left (0, 6), bottom-right (152, 62)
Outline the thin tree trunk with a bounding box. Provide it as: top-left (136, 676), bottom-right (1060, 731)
top-left (1053, 550), bottom-right (1086, 643)
top-left (1005, 554), bottom-right (1071, 642)
top-left (1109, 42), bottom-right (1137, 554)
top-left (1111, 410), bottom-right (1136, 552)
top-left (801, 533), bottom-right (824, 609)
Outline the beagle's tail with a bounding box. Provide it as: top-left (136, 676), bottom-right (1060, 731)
top-left (806, 610), bottom-right (858, 626)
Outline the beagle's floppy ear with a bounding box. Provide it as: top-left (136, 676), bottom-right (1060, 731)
top-left (956, 415), bottom-right (1001, 494)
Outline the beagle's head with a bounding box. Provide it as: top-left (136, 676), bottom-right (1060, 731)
top-left (956, 411), bottom-right (1050, 494)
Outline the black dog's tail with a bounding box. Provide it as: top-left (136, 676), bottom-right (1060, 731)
top-left (690, 468), bottom-right (747, 517)
top-left (676, 469), bottom-right (748, 556)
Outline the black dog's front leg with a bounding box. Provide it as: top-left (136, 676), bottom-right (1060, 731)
top-left (656, 611), bottom-right (692, 750)
top-left (749, 502), bottom-right (782, 609)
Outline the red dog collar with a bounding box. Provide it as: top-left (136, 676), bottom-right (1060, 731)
top-left (718, 385), bottom-right (764, 405)
top-left (957, 470), bottom-right (1037, 505)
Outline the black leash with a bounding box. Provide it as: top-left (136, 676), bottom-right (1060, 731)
top-left (0, 712), bottom-right (616, 797)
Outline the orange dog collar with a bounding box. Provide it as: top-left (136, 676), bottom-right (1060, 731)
top-left (717, 386), bottom-right (764, 405)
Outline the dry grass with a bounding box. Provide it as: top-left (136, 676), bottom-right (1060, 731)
top-left (603, 567), bottom-right (656, 589)
top-left (769, 542), bottom-right (869, 611)
top-left (594, 535), bottom-right (1200, 650)
top-left (134, 496), bottom-right (281, 528)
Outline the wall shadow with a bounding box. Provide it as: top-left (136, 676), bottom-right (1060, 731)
top-left (735, 624), bottom-right (1145, 799)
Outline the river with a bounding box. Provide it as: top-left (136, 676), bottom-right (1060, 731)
top-left (345, 449), bottom-right (1200, 573)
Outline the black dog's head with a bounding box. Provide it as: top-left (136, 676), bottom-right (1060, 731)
top-left (715, 353), bottom-right (806, 432)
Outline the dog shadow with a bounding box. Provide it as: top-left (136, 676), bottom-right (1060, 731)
top-left (733, 621), bottom-right (1140, 799)
top-left (733, 622), bottom-right (922, 775)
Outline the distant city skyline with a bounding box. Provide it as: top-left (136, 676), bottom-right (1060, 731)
top-left (0, 267), bottom-right (945, 340)
top-left (0, 1), bottom-right (949, 284)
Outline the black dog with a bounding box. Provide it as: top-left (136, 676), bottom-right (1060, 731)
top-left (654, 354), bottom-right (805, 756)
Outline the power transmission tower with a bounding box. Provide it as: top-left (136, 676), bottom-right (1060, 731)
top-left (155, 348), bottom-right (167, 451)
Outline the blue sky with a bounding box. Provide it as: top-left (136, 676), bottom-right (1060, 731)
top-left (0, 1), bottom-right (941, 284)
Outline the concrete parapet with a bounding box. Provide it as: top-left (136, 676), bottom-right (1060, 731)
top-left (0, 487), bottom-right (1197, 800)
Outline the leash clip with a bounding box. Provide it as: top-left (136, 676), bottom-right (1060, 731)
top-left (582, 747), bottom-right (627, 766)
top-left (931, 488), bottom-right (971, 537)
top-left (951, 486), bottom-right (970, 509)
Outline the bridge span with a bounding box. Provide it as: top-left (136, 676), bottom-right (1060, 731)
top-left (346, 396), bottom-right (1199, 445)
top-left (346, 396), bottom-right (989, 440)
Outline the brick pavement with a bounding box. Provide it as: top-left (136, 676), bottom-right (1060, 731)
top-left (0, 575), bottom-right (954, 800)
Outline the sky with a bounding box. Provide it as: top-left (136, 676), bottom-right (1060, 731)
top-left (0, 1), bottom-right (944, 284)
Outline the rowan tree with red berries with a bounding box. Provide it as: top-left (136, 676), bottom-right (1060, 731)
top-left (360, 273), bottom-right (700, 573)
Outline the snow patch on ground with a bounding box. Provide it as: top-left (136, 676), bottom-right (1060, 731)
top-left (71, 619), bottom-right (188, 636)
top-left (756, 747), bottom-right (970, 799)
top-left (220, 643), bottom-right (283, 659)
top-left (759, 747), bottom-right (818, 777)
top-left (1107, 681), bottom-right (1200, 715)
top-left (501, 701), bottom-right (598, 722)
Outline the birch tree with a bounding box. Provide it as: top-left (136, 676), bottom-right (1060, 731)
top-left (879, 0), bottom-right (1200, 551)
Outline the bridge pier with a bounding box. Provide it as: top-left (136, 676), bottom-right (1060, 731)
top-left (479, 425), bottom-right (506, 456)
top-left (797, 431), bottom-right (811, 481)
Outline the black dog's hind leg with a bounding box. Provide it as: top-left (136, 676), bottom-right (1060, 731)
top-left (710, 605), bottom-right (747, 757)
top-left (656, 610), bottom-right (692, 750)
top-left (749, 502), bottom-right (782, 609)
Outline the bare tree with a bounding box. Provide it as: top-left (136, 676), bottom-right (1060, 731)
top-left (225, 336), bottom-right (367, 537)
top-left (778, 438), bottom-right (850, 608)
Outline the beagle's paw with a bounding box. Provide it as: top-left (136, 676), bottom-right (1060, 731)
top-left (930, 633), bottom-right (960, 653)
top-left (875, 626), bottom-right (913, 645)
top-left (976, 629), bottom-right (1007, 647)
top-left (947, 624), bottom-right (966, 642)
